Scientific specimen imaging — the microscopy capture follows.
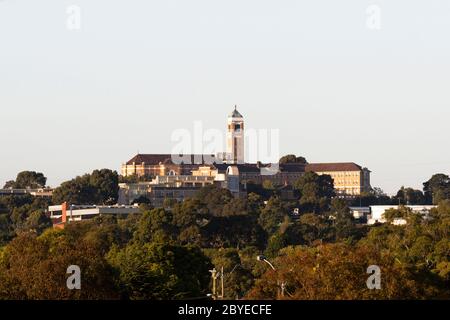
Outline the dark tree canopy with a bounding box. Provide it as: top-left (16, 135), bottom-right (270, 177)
top-left (3, 171), bottom-right (47, 189)
top-left (279, 154), bottom-right (308, 165)
top-left (107, 242), bottom-right (212, 300)
top-left (294, 172), bottom-right (335, 213)
top-left (423, 174), bottom-right (450, 204)
top-left (1, 168), bottom-right (449, 301)
top-left (52, 169), bottom-right (119, 205)
top-left (394, 187), bottom-right (425, 205)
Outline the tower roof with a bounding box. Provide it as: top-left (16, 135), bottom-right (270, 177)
top-left (229, 105), bottom-right (243, 118)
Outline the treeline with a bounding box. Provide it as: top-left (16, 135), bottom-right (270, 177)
top-left (0, 168), bottom-right (449, 300)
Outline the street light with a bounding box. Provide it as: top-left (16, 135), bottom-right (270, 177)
top-left (257, 255), bottom-right (276, 271)
top-left (256, 255), bottom-right (285, 298)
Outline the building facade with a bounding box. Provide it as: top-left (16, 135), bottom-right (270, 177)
top-left (119, 108), bottom-right (372, 204)
top-left (121, 154), bottom-right (217, 178)
top-left (305, 163), bottom-right (371, 196)
top-left (49, 203), bottom-right (140, 228)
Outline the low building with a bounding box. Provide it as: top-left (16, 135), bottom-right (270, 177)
top-left (192, 163), bottom-right (305, 186)
top-left (349, 206), bottom-right (371, 219)
top-left (146, 186), bottom-right (203, 207)
top-left (368, 205), bottom-right (437, 225)
top-left (0, 188), bottom-right (53, 197)
top-left (49, 203), bottom-right (140, 228)
top-left (119, 183), bottom-right (208, 207)
top-left (118, 174), bottom-right (217, 205)
top-left (306, 163), bottom-right (371, 196)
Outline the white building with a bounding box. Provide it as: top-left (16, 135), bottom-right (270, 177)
top-left (49, 203), bottom-right (140, 228)
top-left (368, 205), bottom-right (437, 225)
top-left (349, 207), bottom-right (371, 219)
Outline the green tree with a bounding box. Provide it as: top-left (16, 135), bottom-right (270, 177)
top-left (394, 186), bottom-right (425, 205)
top-left (279, 155), bottom-right (308, 165)
top-left (0, 231), bottom-right (118, 300)
top-left (294, 172), bottom-right (335, 213)
top-left (107, 242), bottom-right (212, 300)
top-left (52, 169), bottom-right (119, 205)
top-left (247, 243), bottom-right (448, 300)
top-left (204, 248), bottom-right (255, 299)
top-left (133, 208), bottom-right (175, 244)
top-left (423, 174), bottom-right (450, 204)
top-left (2, 181), bottom-right (15, 189)
top-left (262, 180), bottom-right (275, 190)
top-left (3, 171), bottom-right (47, 189)
top-left (195, 185), bottom-right (234, 216)
top-left (23, 210), bottom-right (52, 234)
top-left (258, 196), bottom-right (288, 235)
top-left (350, 187), bottom-right (393, 206)
top-left (330, 198), bottom-right (361, 241)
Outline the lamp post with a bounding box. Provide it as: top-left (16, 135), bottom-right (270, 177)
top-left (257, 255), bottom-right (285, 298)
top-left (209, 268), bottom-right (224, 300)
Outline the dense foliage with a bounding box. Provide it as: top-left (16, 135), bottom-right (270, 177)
top-left (0, 168), bottom-right (448, 300)
top-left (52, 169), bottom-right (119, 205)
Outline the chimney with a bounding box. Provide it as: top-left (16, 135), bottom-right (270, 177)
top-left (61, 202), bottom-right (67, 224)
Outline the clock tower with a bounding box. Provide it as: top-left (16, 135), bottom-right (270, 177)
top-left (226, 106), bottom-right (245, 164)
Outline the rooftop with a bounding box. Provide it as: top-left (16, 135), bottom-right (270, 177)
top-left (125, 154), bottom-right (217, 165)
top-left (229, 105), bottom-right (243, 118)
top-left (305, 162), bottom-right (363, 172)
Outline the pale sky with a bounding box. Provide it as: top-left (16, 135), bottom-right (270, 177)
top-left (0, 0), bottom-right (449, 195)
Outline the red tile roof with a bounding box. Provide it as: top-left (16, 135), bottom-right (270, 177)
top-left (306, 163), bottom-right (362, 172)
top-left (125, 154), bottom-right (217, 165)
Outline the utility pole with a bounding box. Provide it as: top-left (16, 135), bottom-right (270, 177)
top-left (220, 266), bottom-right (224, 300)
top-left (209, 268), bottom-right (218, 300)
top-left (257, 255), bottom-right (285, 299)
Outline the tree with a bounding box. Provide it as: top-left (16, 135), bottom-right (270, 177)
top-left (3, 181), bottom-right (15, 189)
top-left (89, 169), bottom-right (119, 204)
top-left (0, 214), bottom-right (14, 245)
top-left (3, 171), bottom-right (47, 189)
top-left (0, 231), bottom-right (118, 299)
top-left (107, 242), bottom-right (212, 300)
top-left (195, 185), bottom-right (235, 216)
top-left (202, 215), bottom-right (266, 249)
top-left (204, 248), bottom-right (255, 299)
top-left (297, 213), bottom-right (330, 245)
top-left (394, 187), bottom-right (425, 205)
top-left (52, 169), bottom-right (119, 205)
top-left (423, 174), bottom-right (450, 204)
top-left (350, 187), bottom-right (392, 206)
top-left (133, 208), bottom-right (175, 244)
top-left (258, 197), bottom-right (288, 235)
top-left (24, 210), bottom-right (52, 235)
top-left (279, 155), bottom-right (308, 165)
top-left (294, 172), bottom-right (335, 213)
top-left (330, 198), bottom-right (360, 241)
top-left (247, 193), bottom-right (264, 215)
top-left (262, 180), bottom-right (275, 190)
top-left (247, 243), bottom-right (448, 300)
top-left (383, 206), bottom-right (413, 222)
